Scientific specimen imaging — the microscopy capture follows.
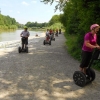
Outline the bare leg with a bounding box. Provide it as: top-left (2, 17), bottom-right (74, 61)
top-left (83, 67), bottom-right (87, 75)
top-left (80, 67), bottom-right (83, 72)
top-left (80, 67), bottom-right (87, 75)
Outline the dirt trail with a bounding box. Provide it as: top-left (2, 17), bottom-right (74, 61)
top-left (0, 34), bottom-right (100, 100)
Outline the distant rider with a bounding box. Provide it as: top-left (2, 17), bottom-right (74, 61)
top-left (55, 29), bottom-right (58, 36)
top-left (46, 29), bottom-right (50, 41)
top-left (20, 26), bottom-right (30, 49)
top-left (59, 29), bottom-right (61, 34)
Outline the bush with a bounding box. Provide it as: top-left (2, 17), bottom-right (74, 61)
top-left (48, 22), bottom-right (63, 30)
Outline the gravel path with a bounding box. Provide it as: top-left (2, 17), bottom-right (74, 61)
top-left (0, 34), bottom-right (100, 100)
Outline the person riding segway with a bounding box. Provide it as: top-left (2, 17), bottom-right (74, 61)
top-left (51, 29), bottom-right (55, 41)
top-left (59, 29), bottom-right (61, 34)
top-left (43, 29), bottom-right (51, 45)
top-left (55, 29), bottom-right (58, 37)
top-left (18, 26), bottom-right (30, 53)
top-left (73, 24), bottom-right (100, 87)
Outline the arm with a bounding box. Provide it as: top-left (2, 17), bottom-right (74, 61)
top-left (28, 32), bottom-right (30, 37)
top-left (85, 40), bottom-right (100, 49)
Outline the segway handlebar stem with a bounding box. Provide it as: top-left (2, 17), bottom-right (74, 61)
top-left (88, 48), bottom-right (100, 68)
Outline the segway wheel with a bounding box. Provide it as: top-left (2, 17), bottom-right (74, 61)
top-left (86, 68), bottom-right (95, 82)
top-left (26, 47), bottom-right (28, 53)
top-left (43, 40), bottom-right (45, 45)
top-left (49, 40), bottom-right (51, 45)
top-left (54, 38), bottom-right (55, 41)
top-left (18, 47), bottom-right (21, 53)
top-left (51, 37), bottom-right (52, 41)
top-left (73, 71), bottom-right (86, 87)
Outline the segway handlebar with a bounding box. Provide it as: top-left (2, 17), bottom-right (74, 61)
top-left (21, 36), bottom-right (28, 38)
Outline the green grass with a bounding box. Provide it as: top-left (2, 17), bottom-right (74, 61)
top-left (92, 60), bottom-right (100, 71)
top-left (64, 33), bottom-right (81, 61)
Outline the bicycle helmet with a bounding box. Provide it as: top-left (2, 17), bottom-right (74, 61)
top-left (90, 24), bottom-right (99, 30)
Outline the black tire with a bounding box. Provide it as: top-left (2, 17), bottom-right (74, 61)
top-left (73, 71), bottom-right (86, 87)
top-left (54, 38), bottom-right (55, 41)
top-left (43, 40), bottom-right (45, 45)
top-left (86, 68), bottom-right (95, 82)
top-left (18, 47), bottom-right (21, 53)
top-left (49, 40), bottom-right (51, 45)
top-left (26, 47), bottom-right (28, 53)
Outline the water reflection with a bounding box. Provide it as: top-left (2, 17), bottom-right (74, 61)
top-left (0, 30), bottom-right (43, 42)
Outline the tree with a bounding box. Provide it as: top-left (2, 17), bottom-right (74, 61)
top-left (49, 15), bottom-right (60, 25)
top-left (25, 21), bottom-right (48, 28)
top-left (0, 14), bottom-right (18, 29)
top-left (41, 0), bottom-right (67, 11)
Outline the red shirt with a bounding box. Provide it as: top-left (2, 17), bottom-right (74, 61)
top-left (49, 30), bottom-right (52, 34)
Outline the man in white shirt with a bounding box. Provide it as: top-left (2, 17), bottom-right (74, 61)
top-left (20, 26), bottom-right (30, 49)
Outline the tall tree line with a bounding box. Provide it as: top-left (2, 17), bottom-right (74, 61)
top-left (0, 14), bottom-right (18, 30)
top-left (25, 21), bottom-right (48, 28)
top-left (25, 14), bottom-right (62, 29)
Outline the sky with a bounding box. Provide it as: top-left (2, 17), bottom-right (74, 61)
top-left (0, 0), bottom-right (62, 24)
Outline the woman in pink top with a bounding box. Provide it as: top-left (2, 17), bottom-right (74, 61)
top-left (80, 24), bottom-right (100, 75)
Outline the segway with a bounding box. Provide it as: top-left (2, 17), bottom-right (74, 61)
top-left (43, 40), bottom-right (51, 45)
top-left (43, 36), bottom-right (51, 45)
top-left (55, 32), bottom-right (58, 37)
top-left (18, 46), bottom-right (28, 53)
top-left (51, 34), bottom-right (55, 41)
top-left (73, 49), bottom-right (100, 87)
top-left (18, 37), bottom-right (28, 53)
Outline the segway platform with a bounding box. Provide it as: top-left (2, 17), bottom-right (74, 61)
top-left (51, 37), bottom-right (55, 41)
top-left (18, 46), bottom-right (28, 53)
